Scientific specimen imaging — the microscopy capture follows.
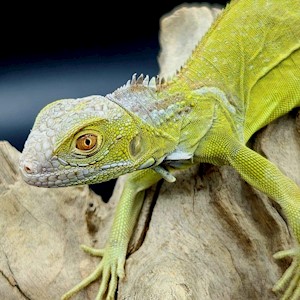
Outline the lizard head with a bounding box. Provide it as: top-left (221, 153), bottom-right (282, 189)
top-left (19, 94), bottom-right (171, 187)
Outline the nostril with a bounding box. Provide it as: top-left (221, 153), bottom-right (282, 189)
top-left (23, 164), bottom-right (33, 174)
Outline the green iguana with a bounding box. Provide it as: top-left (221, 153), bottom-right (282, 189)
top-left (19, 0), bottom-right (300, 299)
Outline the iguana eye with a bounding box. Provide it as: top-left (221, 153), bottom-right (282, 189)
top-left (76, 134), bottom-right (97, 151)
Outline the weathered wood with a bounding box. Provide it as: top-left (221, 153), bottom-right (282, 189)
top-left (0, 141), bottom-right (110, 299)
top-left (0, 3), bottom-right (299, 300)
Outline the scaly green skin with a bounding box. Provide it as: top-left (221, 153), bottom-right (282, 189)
top-left (19, 0), bottom-right (300, 299)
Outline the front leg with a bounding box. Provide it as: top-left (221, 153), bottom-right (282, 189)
top-left (61, 169), bottom-right (161, 300)
top-left (200, 134), bottom-right (300, 300)
top-left (229, 145), bottom-right (300, 299)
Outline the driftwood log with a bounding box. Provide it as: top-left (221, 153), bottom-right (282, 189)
top-left (0, 3), bottom-right (299, 300)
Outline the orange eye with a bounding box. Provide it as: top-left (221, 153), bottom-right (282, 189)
top-left (76, 134), bottom-right (97, 151)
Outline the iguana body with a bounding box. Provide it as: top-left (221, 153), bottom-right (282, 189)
top-left (19, 0), bottom-right (300, 299)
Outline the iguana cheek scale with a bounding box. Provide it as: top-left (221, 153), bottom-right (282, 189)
top-left (19, 0), bottom-right (300, 299)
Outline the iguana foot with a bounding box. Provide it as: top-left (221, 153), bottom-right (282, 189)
top-left (273, 248), bottom-right (300, 300)
top-left (61, 244), bottom-right (126, 300)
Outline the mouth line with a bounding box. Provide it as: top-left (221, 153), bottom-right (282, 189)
top-left (19, 160), bottom-right (134, 187)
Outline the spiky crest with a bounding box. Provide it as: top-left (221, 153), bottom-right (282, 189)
top-left (117, 72), bottom-right (177, 93)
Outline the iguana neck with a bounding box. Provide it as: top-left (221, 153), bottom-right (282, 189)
top-left (106, 74), bottom-right (190, 137)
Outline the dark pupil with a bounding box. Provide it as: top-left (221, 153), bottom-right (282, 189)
top-left (85, 138), bottom-right (91, 146)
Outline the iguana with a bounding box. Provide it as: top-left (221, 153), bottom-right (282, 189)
top-left (18, 0), bottom-right (300, 299)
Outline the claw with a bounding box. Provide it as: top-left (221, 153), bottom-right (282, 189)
top-left (291, 283), bottom-right (300, 300)
top-left (107, 264), bottom-right (118, 299)
top-left (273, 248), bottom-right (300, 260)
top-left (61, 243), bottom-right (127, 300)
top-left (96, 264), bottom-right (111, 300)
top-left (81, 244), bottom-right (105, 257)
top-left (282, 265), bottom-right (300, 300)
top-left (61, 260), bottom-right (104, 300)
top-left (117, 256), bottom-right (126, 279)
top-left (273, 258), bottom-right (298, 292)
top-left (273, 248), bottom-right (300, 299)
